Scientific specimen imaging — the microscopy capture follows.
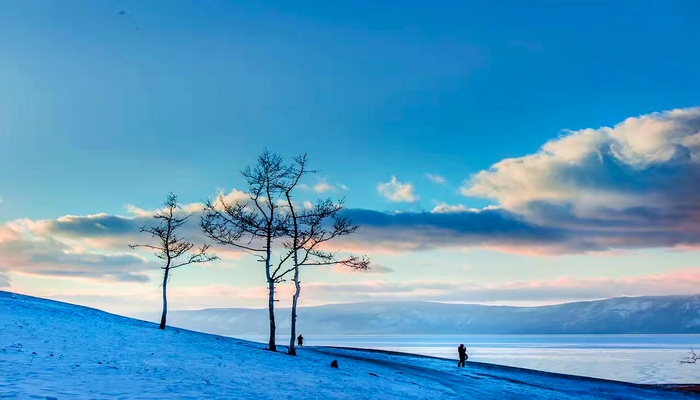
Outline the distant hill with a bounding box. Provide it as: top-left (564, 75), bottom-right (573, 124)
top-left (162, 295), bottom-right (700, 336)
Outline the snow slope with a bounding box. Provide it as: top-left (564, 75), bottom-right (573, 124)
top-left (0, 291), bottom-right (692, 399)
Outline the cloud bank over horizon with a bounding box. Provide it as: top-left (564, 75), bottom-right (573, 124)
top-left (332, 106), bottom-right (700, 255)
top-left (2, 107), bottom-right (700, 309)
top-left (32, 267), bottom-right (700, 315)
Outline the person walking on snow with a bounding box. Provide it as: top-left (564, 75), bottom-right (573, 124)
top-left (457, 344), bottom-right (468, 367)
top-left (297, 334), bottom-right (304, 347)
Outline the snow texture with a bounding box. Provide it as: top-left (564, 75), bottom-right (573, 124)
top-left (0, 291), bottom-right (692, 399)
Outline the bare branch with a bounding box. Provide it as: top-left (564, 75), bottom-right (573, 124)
top-left (276, 154), bottom-right (370, 355)
top-left (171, 244), bottom-right (220, 269)
top-left (130, 193), bottom-right (217, 330)
top-left (680, 348), bottom-right (699, 364)
top-left (199, 150), bottom-right (294, 352)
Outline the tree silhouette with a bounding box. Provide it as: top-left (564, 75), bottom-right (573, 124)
top-left (200, 151), bottom-right (291, 351)
top-left (130, 193), bottom-right (217, 330)
top-left (280, 155), bottom-right (370, 355)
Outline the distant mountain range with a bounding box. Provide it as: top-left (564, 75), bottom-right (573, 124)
top-left (156, 295), bottom-right (700, 336)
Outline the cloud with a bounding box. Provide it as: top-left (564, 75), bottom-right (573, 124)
top-left (50, 213), bottom-right (142, 238)
top-left (294, 269), bottom-right (700, 304)
top-left (425, 174), bottom-right (446, 184)
top-left (6, 108), bottom-right (700, 286)
top-left (339, 208), bottom-right (569, 254)
top-left (330, 109), bottom-right (700, 255)
top-left (364, 264), bottom-right (394, 274)
top-left (313, 182), bottom-right (334, 193)
top-left (0, 272), bottom-right (10, 288)
top-left (39, 191), bottom-right (247, 260)
top-left (465, 107), bottom-right (700, 214)
top-left (459, 107), bottom-right (700, 251)
top-left (331, 263), bottom-right (394, 274)
top-left (36, 267), bottom-right (700, 314)
top-left (8, 108), bottom-right (700, 269)
top-left (431, 203), bottom-right (486, 213)
top-left (0, 225), bottom-right (153, 283)
top-left (48, 284), bottom-right (297, 315)
top-left (377, 176), bottom-right (418, 202)
top-left (300, 181), bottom-right (349, 193)
top-left (0, 189), bottom-right (251, 284)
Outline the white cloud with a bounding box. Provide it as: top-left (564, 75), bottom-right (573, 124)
top-left (463, 107), bottom-right (700, 220)
top-left (313, 182), bottom-right (334, 193)
top-left (431, 203), bottom-right (479, 213)
top-left (432, 203), bottom-right (468, 213)
top-left (299, 181), bottom-right (348, 193)
top-left (377, 176), bottom-right (418, 203)
top-left (127, 189), bottom-right (248, 218)
top-left (425, 174), bottom-right (446, 184)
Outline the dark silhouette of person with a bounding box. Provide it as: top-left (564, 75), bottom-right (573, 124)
top-left (297, 334), bottom-right (304, 347)
top-left (457, 344), bottom-right (468, 367)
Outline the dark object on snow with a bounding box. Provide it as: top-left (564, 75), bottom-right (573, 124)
top-left (457, 344), bottom-right (468, 367)
top-left (330, 360), bottom-right (338, 368)
top-left (297, 334), bottom-right (304, 346)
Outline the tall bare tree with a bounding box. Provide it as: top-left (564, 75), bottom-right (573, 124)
top-left (200, 150), bottom-right (292, 351)
top-left (279, 155), bottom-right (370, 355)
top-left (130, 193), bottom-right (217, 330)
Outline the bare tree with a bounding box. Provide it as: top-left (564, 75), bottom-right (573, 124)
top-left (130, 193), bottom-right (217, 330)
top-left (279, 155), bottom-right (370, 355)
top-left (680, 348), bottom-right (699, 364)
top-left (200, 150), bottom-right (292, 351)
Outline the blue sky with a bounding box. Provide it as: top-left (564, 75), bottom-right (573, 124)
top-left (1, 1), bottom-right (700, 314)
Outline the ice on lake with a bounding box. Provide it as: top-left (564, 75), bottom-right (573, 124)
top-left (241, 334), bottom-right (700, 384)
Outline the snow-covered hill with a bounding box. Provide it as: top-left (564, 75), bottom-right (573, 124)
top-left (0, 291), bottom-right (694, 399)
top-left (162, 295), bottom-right (700, 335)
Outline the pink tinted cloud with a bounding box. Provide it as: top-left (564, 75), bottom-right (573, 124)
top-left (0, 223), bottom-right (155, 283)
top-left (329, 264), bottom-right (393, 274)
top-left (280, 269), bottom-right (700, 305)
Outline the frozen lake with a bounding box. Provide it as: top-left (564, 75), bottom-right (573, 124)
top-left (241, 334), bottom-right (700, 384)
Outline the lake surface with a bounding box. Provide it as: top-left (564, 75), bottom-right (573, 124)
top-left (241, 334), bottom-right (700, 384)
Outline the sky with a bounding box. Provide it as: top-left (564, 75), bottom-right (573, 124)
top-left (1, 0), bottom-right (700, 316)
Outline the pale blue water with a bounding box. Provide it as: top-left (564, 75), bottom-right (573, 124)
top-left (243, 334), bottom-right (700, 384)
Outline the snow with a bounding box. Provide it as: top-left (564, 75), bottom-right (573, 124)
top-left (0, 291), bottom-right (693, 399)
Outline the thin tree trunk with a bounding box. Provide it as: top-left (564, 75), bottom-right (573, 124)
top-left (159, 267), bottom-right (169, 330)
top-left (267, 279), bottom-right (276, 351)
top-left (288, 265), bottom-right (301, 355)
top-left (285, 185), bottom-right (301, 356)
top-left (265, 180), bottom-right (277, 352)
